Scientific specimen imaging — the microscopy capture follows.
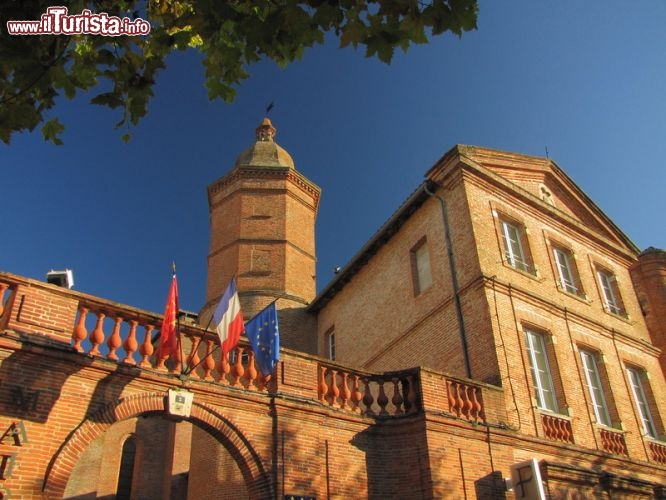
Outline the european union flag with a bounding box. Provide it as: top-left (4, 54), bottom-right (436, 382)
top-left (245, 302), bottom-right (280, 377)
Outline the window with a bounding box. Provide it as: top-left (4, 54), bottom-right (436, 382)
top-left (500, 218), bottom-right (534, 273)
top-left (525, 328), bottom-right (559, 412)
top-left (597, 268), bottom-right (626, 316)
top-left (327, 330), bottom-right (336, 360)
top-left (552, 245), bottom-right (584, 297)
top-left (580, 350), bottom-right (612, 426)
top-left (626, 367), bottom-right (658, 438)
top-left (411, 239), bottom-right (432, 295)
top-left (117, 436), bottom-right (136, 499)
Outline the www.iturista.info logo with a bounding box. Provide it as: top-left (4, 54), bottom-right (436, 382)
top-left (6, 6), bottom-right (151, 36)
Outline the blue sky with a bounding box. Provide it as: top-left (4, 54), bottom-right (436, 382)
top-left (2, 1), bottom-right (665, 315)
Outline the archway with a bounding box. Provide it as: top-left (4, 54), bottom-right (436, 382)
top-left (42, 392), bottom-right (273, 499)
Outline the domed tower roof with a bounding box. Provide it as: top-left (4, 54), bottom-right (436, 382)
top-left (234, 118), bottom-right (295, 169)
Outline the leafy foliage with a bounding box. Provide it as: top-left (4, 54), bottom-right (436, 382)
top-left (0, 0), bottom-right (477, 144)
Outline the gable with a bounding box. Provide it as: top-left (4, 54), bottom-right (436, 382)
top-left (449, 146), bottom-right (637, 253)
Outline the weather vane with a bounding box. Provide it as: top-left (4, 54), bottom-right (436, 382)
top-left (266, 101), bottom-right (274, 115)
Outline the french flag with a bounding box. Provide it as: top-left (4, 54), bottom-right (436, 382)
top-left (213, 278), bottom-right (245, 355)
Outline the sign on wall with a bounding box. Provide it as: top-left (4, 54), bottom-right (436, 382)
top-left (509, 458), bottom-right (546, 500)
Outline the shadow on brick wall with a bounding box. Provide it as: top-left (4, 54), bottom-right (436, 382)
top-left (0, 334), bottom-right (91, 423)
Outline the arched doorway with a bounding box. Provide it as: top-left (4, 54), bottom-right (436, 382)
top-left (43, 393), bottom-right (273, 500)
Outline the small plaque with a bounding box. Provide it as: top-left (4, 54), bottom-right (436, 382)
top-left (167, 388), bottom-right (193, 418)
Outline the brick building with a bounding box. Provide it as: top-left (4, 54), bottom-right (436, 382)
top-left (0, 120), bottom-right (664, 498)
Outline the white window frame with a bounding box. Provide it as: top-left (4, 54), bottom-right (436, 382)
top-left (553, 247), bottom-right (580, 295)
top-left (525, 329), bottom-right (559, 413)
top-left (580, 350), bottom-right (612, 427)
top-left (597, 269), bottom-right (624, 315)
top-left (412, 240), bottom-right (432, 295)
top-left (327, 330), bottom-right (336, 361)
top-left (501, 219), bottom-right (530, 272)
top-left (626, 367), bottom-right (657, 438)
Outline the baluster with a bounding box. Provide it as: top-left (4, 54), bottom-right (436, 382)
top-left (455, 383), bottom-right (464, 418)
top-left (122, 320), bottom-right (138, 364)
top-left (201, 339), bottom-right (215, 380)
top-left (169, 340), bottom-right (183, 374)
top-left (391, 378), bottom-right (404, 415)
top-left (318, 366), bottom-right (328, 404)
top-left (562, 420), bottom-right (573, 443)
top-left (377, 380), bottom-right (389, 415)
top-left (0, 283), bottom-right (8, 317)
top-left (139, 324), bottom-right (154, 367)
top-left (187, 336), bottom-right (201, 379)
top-left (446, 380), bottom-right (456, 415)
top-left (340, 372), bottom-right (351, 410)
top-left (555, 418), bottom-right (565, 441)
top-left (106, 316), bottom-right (123, 361)
top-left (470, 386), bottom-right (483, 422)
top-left (327, 369), bottom-right (340, 407)
top-left (362, 378), bottom-right (375, 416)
top-left (231, 347), bottom-right (245, 387)
top-left (541, 415), bottom-right (551, 439)
top-left (257, 369), bottom-right (267, 392)
top-left (609, 432), bottom-right (620, 454)
top-left (461, 385), bottom-right (473, 420)
top-left (557, 418), bottom-right (566, 441)
top-left (350, 374), bottom-right (362, 412)
top-left (245, 350), bottom-right (258, 390)
top-left (72, 306), bottom-right (89, 353)
top-left (406, 375), bottom-right (417, 414)
top-left (89, 311), bottom-right (106, 356)
top-left (218, 351), bottom-right (230, 385)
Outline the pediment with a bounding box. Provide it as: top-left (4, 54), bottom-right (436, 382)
top-left (448, 146), bottom-right (637, 252)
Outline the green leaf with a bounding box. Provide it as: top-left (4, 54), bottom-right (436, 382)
top-left (41, 118), bottom-right (65, 145)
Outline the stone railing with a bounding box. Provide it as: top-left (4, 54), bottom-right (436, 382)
top-left (540, 412), bottom-right (574, 444)
top-left (0, 274), bottom-right (269, 391)
top-left (71, 300), bottom-right (269, 390)
top-left (445, 378), bottom-right (485, 423)
top-left (317, 364), bottom-right (420, 417)
top-left (599, 427), bottom-right (628, 455)
top-left (648, 440), bottom-right (666, 464)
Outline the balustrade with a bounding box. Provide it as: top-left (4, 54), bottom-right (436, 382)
top-left (649, 441), bottom-right (666, 464)
top-left (63, 300), bottom-right (267, 390)
top-left (599, 428), bottom-right (627, 455)
top-left (317, 365), bottom-right (419, 417)
top-left (540, 413), bottom-right (574, 443)
top-left (445, 378), bottom-right (484, 423)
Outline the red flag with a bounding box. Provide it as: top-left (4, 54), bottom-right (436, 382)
top-left (159, 274), bottom-right (179, 358)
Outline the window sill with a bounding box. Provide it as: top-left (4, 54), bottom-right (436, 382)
top-left (595, 423), bottom-right (624, 433)
top-left (503, 261), bottom-right (539, 280)
top-left (602, 308), bottom-right (631, 323)
top-left (555, 286), bottom-right (589, 304)
top-left (536, 408), bottom-right (572, 420)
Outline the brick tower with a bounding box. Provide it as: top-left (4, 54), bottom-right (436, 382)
top-left (201, 118), bottom-right (321, 352)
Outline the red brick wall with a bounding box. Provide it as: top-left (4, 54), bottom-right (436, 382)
top-left (630, 248), bottom-right (666, 378)
top-left (202, 167), bottom-right (320, 351)
top-left (2, 281), bottom-right (78, 342)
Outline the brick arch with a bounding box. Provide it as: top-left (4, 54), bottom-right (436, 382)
top-left (42, 391), bottom-right (273, 499)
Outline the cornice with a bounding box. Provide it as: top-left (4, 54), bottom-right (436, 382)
top-left (207, 167), bottom-right (321, 213)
